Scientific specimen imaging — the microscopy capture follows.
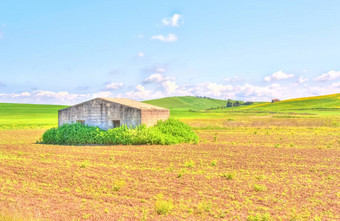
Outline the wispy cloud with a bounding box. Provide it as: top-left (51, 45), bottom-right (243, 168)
top-left (162, 14), bottom-right (183, 27)
top-left (0, 90), bottom-right (90, 105)
top-left (105, 82), bottom-right (124, 90)
top-left (151, 34), bottom-right (178, 42)
top-left (296, 77), bottom-right (308, 83)
top-left (314, 70), bottom-right (340, 82)
top-left (264, 71), bottom-right (294, 82)
top-left (137, 52), bottom-right (144, 57)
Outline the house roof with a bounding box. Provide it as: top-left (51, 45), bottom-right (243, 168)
top-left (99, 98), bottom-right (167, 110)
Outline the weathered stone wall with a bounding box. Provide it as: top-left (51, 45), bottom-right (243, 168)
top-left (58, 98), bottom-right (141, 130)
top-left (141, 109), bottom-right (170, 126)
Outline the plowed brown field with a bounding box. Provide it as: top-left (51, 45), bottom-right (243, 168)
top-left (0, 119), bottom-right (339, 220)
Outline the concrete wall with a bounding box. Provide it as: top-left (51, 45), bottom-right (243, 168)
top-left (141, 109), bottom-right (170, 126)
top-left (58, 98), bottom-right (141, 130)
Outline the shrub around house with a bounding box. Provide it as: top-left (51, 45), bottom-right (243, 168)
top-left (41, 118), bottom-right (199, 145)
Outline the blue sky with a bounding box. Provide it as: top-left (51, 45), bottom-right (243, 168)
top-left (0, 0), bottom-right (339, 104)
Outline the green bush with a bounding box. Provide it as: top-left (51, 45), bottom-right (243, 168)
top-left (41, 119), bottom-right (199, 145)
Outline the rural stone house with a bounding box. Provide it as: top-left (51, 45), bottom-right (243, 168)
top-left (271, 98), bottom-right (280, 103)
top-left (58, 98), bottom-right (170, 130)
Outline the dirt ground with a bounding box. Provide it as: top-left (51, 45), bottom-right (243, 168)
top-left (0, 120), bottom-right (339, 220)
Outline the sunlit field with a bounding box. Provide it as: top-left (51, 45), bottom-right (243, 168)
top-left (0, 104), bottom-right (339, 220)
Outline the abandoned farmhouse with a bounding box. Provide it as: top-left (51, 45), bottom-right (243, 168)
top-left (58, 98), bottom-right (170, 130)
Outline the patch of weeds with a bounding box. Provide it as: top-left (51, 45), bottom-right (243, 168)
top-left (255, 175), bottom-right (266, 181)
top-left (80, 160), bottom-right (90, 168)
top-left (275, 143), bottom-right (280, 148)
top-left (82, 214), bottom-right (91, 219)
top-left (254, 184), bottom-right (267, 192)
top-left (184, 160), bottom-right (195, 168)
top-left (221, 171), bottom-right (236, 180)
top-left (197, 199), bottom-right (212, 214)
top-left (104, 208), bottom-right (109, 214)
top-left (247, 212), bottom-right (271, 221)
top-left (113, 180), bottom-right (125, 191)
top-left (166, 163), bottom-right (174, 172)
top-left (41, 118), bottom-right (199, 145)
top-left (210, 160), bottom-right (217, 167)
top-left (217, 209), bottom-right (228, 218)
top-left (154, 194), bottom-right (174, 215)
top-left (178, 169), bottom-right (186, 178)
top-left (213, 136), bottom-right (217, 142)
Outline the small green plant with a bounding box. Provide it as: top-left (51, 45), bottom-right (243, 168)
top-left (82, 214), bottom-right (91, 219)
top-left (254, 184), bottom-right (267, 192)
top-left (247, 212), bottom-right (271, 221)
top-left (184, 160), bottom-right (195, 168)
top-left (113, 180), bottom-right (126, 191)
top-left (210, 160), bottom-right (217, 166)
top-left (221, 171), bottom-right (236, 180)
top-left (255, 175), bottom-right (266, 181)
top-left (275, 143), bottom-right (280, 148)
top-left (197, 199), bottom-right (212, 213)
top-left (80, 160), bottom-right (90, 168)
top-left (178, 169), bottom-right (186, 178)
top-left (154, 194), bottom-right (174, 215)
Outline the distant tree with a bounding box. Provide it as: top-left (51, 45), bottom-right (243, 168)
top-left (226, 100), bottom-right (233, 107)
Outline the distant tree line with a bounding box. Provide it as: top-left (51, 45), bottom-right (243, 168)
top-left (226, 99), bottom-right (254, 107)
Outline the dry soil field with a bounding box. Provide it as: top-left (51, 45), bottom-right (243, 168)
top-left (0, 117), bottom-right (339, 220)
top-left (0, 118), bottom-right (340, 220)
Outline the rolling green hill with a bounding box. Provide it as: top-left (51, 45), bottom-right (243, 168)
top-left (143, 96), bottom-right (228, 111)
top-left (210, 93), bottom-right (340, 115)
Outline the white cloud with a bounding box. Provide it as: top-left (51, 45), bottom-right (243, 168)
top-left (156, 68), bottom-right (166, 73)
top-left (137, 52), bottom-right (144, 57)
top-left (314, 70), bottom-right (340, 82)
top-left (296, 77), bottom-right (308, 83)
top-left (92, 91), bottom-right (113, 98)
top-left (151, 34), bottom-right (178, 42)
top-left (332, 81), bottom-right (340, 88)
top-left (0, 90), bottom-right (90, 105)
top-left (162, 14), bottom-right (183, 27)
top-left (143, 74), bottom-right (165, 83)
top-left (124, 84), bottom-right (157, 100)
top-left (143, 73), bottom-right (175, 84)
top-left (162, 81), bottom-right (178, 94)
top-left (222, 76), bottom-right (242, 83)
top-left (105, 82), bottom-right (123, 90)
top-left (264, 71), bottom-right (294, 82)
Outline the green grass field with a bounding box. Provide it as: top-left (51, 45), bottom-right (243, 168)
top-left (0, 103), bottom-right (68, 130)
top-left (1, 93), bottom-right (339, 130)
